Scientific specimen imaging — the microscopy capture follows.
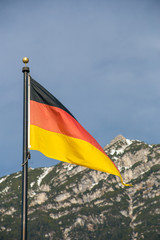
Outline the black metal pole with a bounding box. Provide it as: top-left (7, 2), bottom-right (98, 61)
top-left (21, 60), bottom-right (30, 240)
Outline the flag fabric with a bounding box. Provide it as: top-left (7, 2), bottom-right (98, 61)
top-left (29, 77), bottom-right (131, 186)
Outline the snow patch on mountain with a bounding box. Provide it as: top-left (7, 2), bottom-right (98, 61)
top-left (37, 166), bottom-right (53, 186)
top-left (14, 173), bottom-right (21, 179)
top-left (0, 175), bottom-right (9, 184)
top-left (30, 182), bottom-right (35, 187)
top-left (2, 186), bottom-right (10, 193)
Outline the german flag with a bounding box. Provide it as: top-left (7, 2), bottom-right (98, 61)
top-left (29, 77), bottom-right (131, 186)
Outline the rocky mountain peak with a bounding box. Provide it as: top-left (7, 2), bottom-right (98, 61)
top-left (104, 135), bottom-right (133, 162)
top-left (104, 134), bottom-right (133, 150)
top-left (110, 134), bottom-right (127, 145)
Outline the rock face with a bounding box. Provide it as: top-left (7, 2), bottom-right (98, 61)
top-left (0, 136), bottom-right (160, 240)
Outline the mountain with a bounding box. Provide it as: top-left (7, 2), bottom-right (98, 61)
top-left (0, 135), bottom-right (160, 240)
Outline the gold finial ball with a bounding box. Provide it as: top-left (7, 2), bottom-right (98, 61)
top-left (22, 57), bottom-right (29, 64)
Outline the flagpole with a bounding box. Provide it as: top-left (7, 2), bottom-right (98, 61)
top-left (21, 57), bottom-right (30, 240)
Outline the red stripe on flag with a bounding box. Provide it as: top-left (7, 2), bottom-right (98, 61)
top-left (30, 100), bottom-right (106, 155)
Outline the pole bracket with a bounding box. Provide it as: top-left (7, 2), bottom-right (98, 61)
top-left (21, 152), bottom-right (31, 166)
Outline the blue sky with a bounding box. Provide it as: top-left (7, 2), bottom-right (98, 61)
top-left (0, 0), bottom-right (160, 177)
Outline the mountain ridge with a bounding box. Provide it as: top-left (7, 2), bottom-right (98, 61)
top-left (0, 135), bottom-right (159, 240)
